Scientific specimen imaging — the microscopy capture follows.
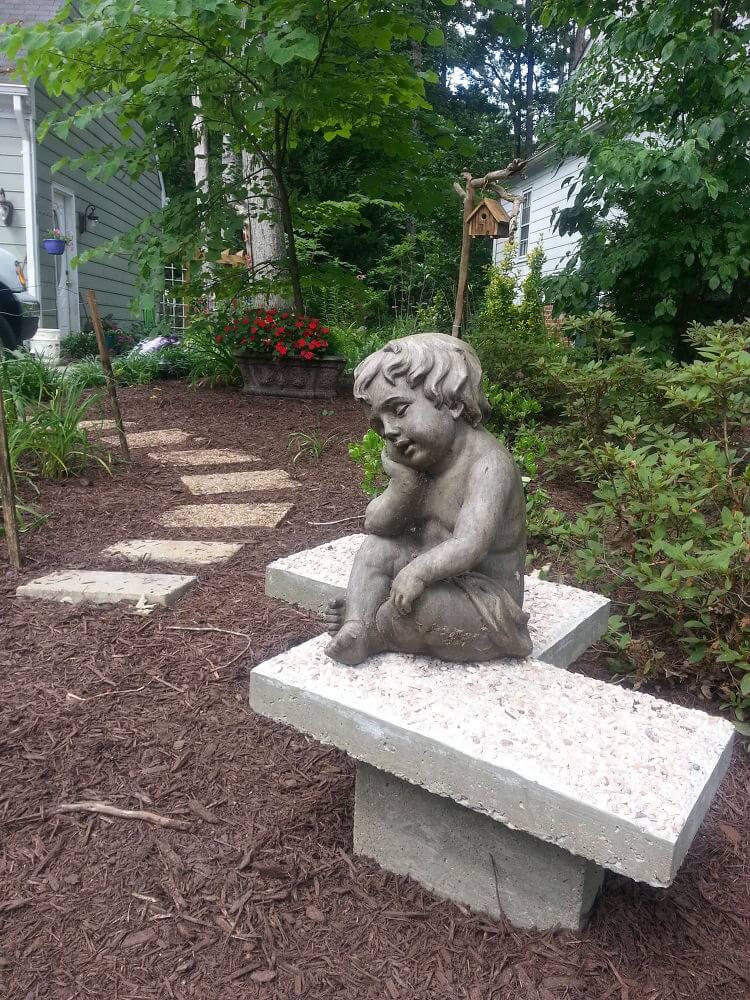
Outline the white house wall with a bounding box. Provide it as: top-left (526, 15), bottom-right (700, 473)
top-left (493, 154), bottom-right (587, 284)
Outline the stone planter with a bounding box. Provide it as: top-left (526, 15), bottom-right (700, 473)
top-left (235, 354), bottom-right (346, 400)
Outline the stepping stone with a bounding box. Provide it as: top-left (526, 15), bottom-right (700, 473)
top-left (159, 503), bottom-right (292, 529)
top-left (16, 570), bottom-right (196, 608)
top-left (80, 419), bottom-right (137, 431)
top-left (102, 539), bottom-right (244, 567)
top-left (101, 429), bottom-right (191, 449)
top-left (181, 469), bottom-right (300, 496)
top-left (149, 448), bottom-right (259, 467)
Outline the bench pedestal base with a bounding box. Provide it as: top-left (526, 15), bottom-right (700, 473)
top-left (354, 763), bottom-right (604, 930)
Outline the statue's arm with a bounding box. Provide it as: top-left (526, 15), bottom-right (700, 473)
top-left (405, 455), bottom-right (507, 584)
top-left (364, 449), bottom-right (422, 537)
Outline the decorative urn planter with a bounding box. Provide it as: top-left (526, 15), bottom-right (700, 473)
top-left (235, 354), bottom-right (346, 400)
top-left (42, 238), bottom-right (67, 255)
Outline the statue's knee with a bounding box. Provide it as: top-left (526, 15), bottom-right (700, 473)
top-left (360, 534), bottom-right (401, 572)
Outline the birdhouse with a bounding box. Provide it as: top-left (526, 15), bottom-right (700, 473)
top-left (466, 198), bottom-right (511, 239)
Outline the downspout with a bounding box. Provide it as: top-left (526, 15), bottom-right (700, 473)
top-left (13, 92), bottom-right (41, 319)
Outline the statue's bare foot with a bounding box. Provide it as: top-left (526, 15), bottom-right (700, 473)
top-left (325, 620), bottom-right (380, 665)
top-left (322, 597), bottom-right (344, 635)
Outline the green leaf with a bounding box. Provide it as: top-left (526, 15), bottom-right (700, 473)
top-left (425, 27), bottom-right (445, 47)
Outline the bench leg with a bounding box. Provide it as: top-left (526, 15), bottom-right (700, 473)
top-left (353, 763), bottom-right (604, 931)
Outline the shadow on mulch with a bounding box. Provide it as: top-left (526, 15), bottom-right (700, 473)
top-left (0, 382), bottom-right (748, 999)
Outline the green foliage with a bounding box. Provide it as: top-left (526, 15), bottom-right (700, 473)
top-left (469, 244), bottom-right (567, 402)
top-left (62, 357), bottom-right (107, 393)
top-left (544, 0), bottom-right (750, 344)
top-left (0, 349), bottom-right (61, 402)
top-left (180, 321), bottom-right (241, 387)
top-left (288, 430), bottom-right (336, 465)
top-left (60, 330), bottom-right (98, 361)
top-left (112, 353), bottom-right (162, 386)
top-left (348, 429), bottom-right (387, 497)
top-left (542, 319), bottom-right (750, 713)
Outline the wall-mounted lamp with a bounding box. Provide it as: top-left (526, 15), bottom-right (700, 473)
top-left (0, 189), bottom-right (14, 226)
top-left (78, 203), bottom-right (99, 234)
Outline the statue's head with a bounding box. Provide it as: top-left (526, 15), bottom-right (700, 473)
top-left (353, 332), bottom-right (490, 470)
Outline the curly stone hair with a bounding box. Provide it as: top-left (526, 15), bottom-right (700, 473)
top-left (353, 332), bottom-right (491, 427)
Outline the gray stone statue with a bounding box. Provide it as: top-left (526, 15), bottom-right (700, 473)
top-left (325, 332), bottom-right (532, 665)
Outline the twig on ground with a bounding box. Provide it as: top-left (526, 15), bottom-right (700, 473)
top-left (55, 800), bottom-right (192, 831)
top-left (166, 626), bottom-right (252, 670)
top-left (307, 514), bottom-right (365, 526)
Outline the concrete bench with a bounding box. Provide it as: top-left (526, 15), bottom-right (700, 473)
top-left (266, 534), bottom-right (611, 670)
top-left (251, 537), bottom-right (734, 930)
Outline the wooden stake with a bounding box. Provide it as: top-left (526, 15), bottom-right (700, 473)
top-left (0, 374), bottom-right (22, 570)
top-left (87, 289), bottom-right (130, 461)
top-left (450, 159), bottom-right (527, 339)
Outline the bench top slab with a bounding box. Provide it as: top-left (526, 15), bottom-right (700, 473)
top-left (250, 634), bottom-right (734, 887)
top-left (266, 534), bottom-right (611, 669)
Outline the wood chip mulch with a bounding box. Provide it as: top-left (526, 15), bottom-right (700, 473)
top-left (1, 382), bottom-right (748, 999)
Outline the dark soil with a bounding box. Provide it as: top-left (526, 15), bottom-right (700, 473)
top-left (1, 382), bottom-right (748, 1000)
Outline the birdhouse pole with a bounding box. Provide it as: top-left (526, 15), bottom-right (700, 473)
top-left (450, 160), bottom-right (526, 339)
top-left (0, 373), bottom-right (22, 570)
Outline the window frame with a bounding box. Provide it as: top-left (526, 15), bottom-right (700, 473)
top-left (517, 188), bottom-right (532, 259)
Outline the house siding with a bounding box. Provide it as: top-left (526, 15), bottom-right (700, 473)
top-left (34, 85), bottom-right (163, 332)
top-left (0, 94), bottom-right (28, 262)
top-left (493, 154), bottom-right (587, 285)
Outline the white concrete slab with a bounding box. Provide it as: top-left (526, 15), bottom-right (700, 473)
top-left (265, 534), bottom-right (611, 670)
top-left (79, 419), bottom-right (137, 431)
top-left (102, 539), bottom-right (244, 566)
top-left (16, 570), bottom-right (196, 607)
top-left (181, 469), bottom-right (301, 496)
top-left (101, 429), bottom-right (191, 449)
top-left (159, 503), bottom-right (292, 529)
top-left (250, 634), bottom-right (734, 887)
top-left (149, 449), bottom-right (259, 466)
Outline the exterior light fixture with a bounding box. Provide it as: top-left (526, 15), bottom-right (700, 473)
top-left (78, 203), bottom-right (99, 234)
top-left (0, 189), bottom-right (14, 226)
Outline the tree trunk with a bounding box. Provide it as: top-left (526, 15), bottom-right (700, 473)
top-left (191, 92), bottom-right (211, 283)
top-left (274, 166), bottom-right (305, 315)
top-left (242, 152), bottom-right (290, 311)
top-left (524, 0), bottom-right (535, 159)
top-left (570, 23), bottom-right (587, 74)
top-left (511, 53), bottom-right (523, 160)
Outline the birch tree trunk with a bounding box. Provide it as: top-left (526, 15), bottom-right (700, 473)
top-left (242, 152), bottom-right (290, 310)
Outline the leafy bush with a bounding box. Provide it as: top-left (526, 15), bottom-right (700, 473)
top-left (348, 429), bottom-right (387, 497)
top-left (181, 320), bottom-right (241, 387)
top-left (112, 352), bottom-right (162, 386)
top-left (1, 349), bottom-right (61, 402)
top-left (468, 245), bottom-right (567, 405)
top-left (60, 330), bottom-right (98, 360)
top-left (62, 356), bottom-right (107, 393)
top-left (544, 320), bottom-right (750, 721)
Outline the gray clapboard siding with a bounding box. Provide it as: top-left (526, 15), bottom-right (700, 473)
top-left (0, 115), bottom-right (27, 258)
top-left (35, 86), bottom-right (163, 331)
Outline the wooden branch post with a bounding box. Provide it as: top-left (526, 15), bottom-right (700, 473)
top-left (451, 159), bottom-right (526, 338)
top-left (0, 374), bottom-right (22, 570)
top-left (87, 290), bottom-right (130, 461)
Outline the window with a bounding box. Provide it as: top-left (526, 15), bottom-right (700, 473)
top-left (517, 190), bottom-right (532, 257)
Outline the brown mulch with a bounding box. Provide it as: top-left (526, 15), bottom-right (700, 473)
top-left (0, 382), bottom-right (748, 1000)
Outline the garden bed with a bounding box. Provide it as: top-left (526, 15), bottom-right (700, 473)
top-left (0, 382), bottom-right (748, 999)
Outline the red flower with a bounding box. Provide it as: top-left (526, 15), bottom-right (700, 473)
top-left (223, 325), bottom-right (230, 332)
top-left (295, 320), bottom-right (304, 329)
top-left (257, 319), bottom-right (266, 328)
top-left (320, 340), bottom-right (328, 348)
top-left (215, 335), bottom-right (223, 343)
top-left (276, 343), bottom-right (288, 356)
top-left (321, 326), bottom-right (329, 334)
top-left (295, 338), bottom-right (306, 348)
top-left (275, 326), bottom-right (285, 335)
top-left (281, 312), bottom-right (289, 319)
top-left (251, 326), bottom-right (258, 334)
top-left (308, 320), bottom-right (319, 330)
top-left (301, 350), bottom-right (314, 360)
top-left (241, 337), bottom-right (247, 344)
top-left (242, 317), bottom-right (249, 325)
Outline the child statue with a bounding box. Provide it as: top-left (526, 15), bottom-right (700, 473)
top-left (325, 332), bottom-right (533, 665)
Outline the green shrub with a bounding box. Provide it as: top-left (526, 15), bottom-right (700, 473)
top-left (181, 320), bottom-right (241, 387)
top-left (1, 349), bottom-right (61, 402)
top-left (348, 429), bottom-right (387, 497)
top-left (544, 319), bottom-right (750, 720)
top-left (60, 330), bottom-right (98, 361)
top-left (62, 356), bottom-right (107, 393)
top-left (112, 352), bottom-right (161, 386)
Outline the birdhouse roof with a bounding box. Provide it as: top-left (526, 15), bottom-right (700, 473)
top-left (466, 198), bottom-right (511, 224)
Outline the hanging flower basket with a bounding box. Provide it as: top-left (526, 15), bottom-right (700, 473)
top-left (43, 238), bottom-right (66, 255)
top-left (217, 305), bottom-right (345, 399)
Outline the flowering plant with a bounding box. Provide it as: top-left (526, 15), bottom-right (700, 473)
top-left (214, 305), bottom-right (334, 361)
top-left (44, 227), bottom-right (70, 244)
